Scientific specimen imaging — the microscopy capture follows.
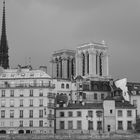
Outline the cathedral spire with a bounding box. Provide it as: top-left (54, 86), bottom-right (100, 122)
top-left (0, 0), bottom-right (9, 69)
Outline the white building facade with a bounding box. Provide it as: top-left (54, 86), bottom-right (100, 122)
top-left (0, 66), bottom-right (55, 134)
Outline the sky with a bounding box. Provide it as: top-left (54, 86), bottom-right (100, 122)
top-left (0, 0), bottom-right (140, 82)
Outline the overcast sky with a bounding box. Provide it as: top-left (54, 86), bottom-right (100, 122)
top-left (1, 0), bottom-right (140, 82)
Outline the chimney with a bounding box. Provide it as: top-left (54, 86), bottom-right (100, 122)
top-left (39, 66), bottom-right (47, 73)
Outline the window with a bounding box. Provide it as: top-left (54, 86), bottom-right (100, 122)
top-left (1, 122), bottom-right (4, 127)
top-left (60, 112), bottom-right (64, 117)
top-left (118, 121), bottom-right (123, 130)
top-left (60, 121), bottom-right (65, 129)
top-left (127, 110), bottom-right (132, 117)
top-left (19, 121), bottom-right (23, 127)
top-left (29, 110), bottom-right (33, 118)
top-left (49, 121), bottom-right (52, 127)
top-left (39, 110), bottom-right (43, 118)
top-left (133, 100), bottom-right (137, 107)
top-left (101, 94), bottom-right (104, 100)
top-left (88, 120), bottom-right (93, 130)
top-left (94, 93), bottom-right (97, 100)
top-left (77, 111), bottom-right (81, 117)
top-left (39, 91), bottom-right (43, 96)
top-left (97, 121), bottom-right (102, 130)
top-left (10, 99), bottom-right (14, 107)
top-left (110, 110), bottom-right (113, 114)
top-left (118, 110), bottom-right (122, 117)
top-left (68, 121), bottom-right (73, 129)
top-left (127, 121), bottom-right (132, 130)
top-left (29, 89), bottom-right (33, 96)
top-left (39, 99), bottom-right (43, 106)
top-left (1, 110), bottom-right (5, 118)
top-left (1, 90), bottom-right (5, 97)
top-left (29, 120), bottom-right (33, 127)
top-left (20, 110), bottom-right (23, 118)
top-left (10, 90), bottom-right (14, 97)
top-left (39, 120), bottom-right (43, 127)
top-left (66, 84), bottom-right (69, 89)
top-left (29, 99), bottom-right (33, 107)
top-left (20, 99), bottom-right (23, 107)
top-left (77, 121), bottom-right (82, 129)
top-left (10, 122), bottom-right (14, 127)
top-left (1, 99), bottom-right (5, 107)
top-left (61, 83), bottom-right (65, 89)
top-left (10, 110), bottom-right (14, 118)
top-left (88, 111), bottom-right (93, 118)
top-left (68, 111), bottom-right (73, 117)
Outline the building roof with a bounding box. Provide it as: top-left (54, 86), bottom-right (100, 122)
top-left (56, 103), bottom-right (103, 110)
top-left (0, 66), bottom-right (51, 79)
top-left (115, 101), bottom-right (136, 109)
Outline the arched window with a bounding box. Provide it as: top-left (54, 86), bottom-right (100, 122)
top-left (66, 84), bottom-right (69, 89)
top-left (94, 84), bottom-right (98, 90)
top-left (61, 83), bottom-right (65, 89)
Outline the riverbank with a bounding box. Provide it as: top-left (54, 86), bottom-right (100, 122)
top-left (0, 133), bottom-right (140, 140)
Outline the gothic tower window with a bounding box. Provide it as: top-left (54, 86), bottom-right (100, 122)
top-left (56, 58), bottom-right (59, 78)
top-left (99, 53), bottom-right (103, 76)
top-left (71, 58), bottom-right (74, 77)
top-left (87, 52), bottom-right (89, 74)
top-left (96, 51), bottom-right (98, 75)
top-left (82, 53), bottom-right (85, 76)
top-left (67, 58), bottom-right (70, 79)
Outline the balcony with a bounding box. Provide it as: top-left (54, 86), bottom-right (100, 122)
top-left (0, 83), bottom-right (55, 89)
top-left (47, 114), bottom-right (55, 120)
top-left (47, 92), bottom-right (55, 99)
top-left (47, 103), bottom-right (55, 109)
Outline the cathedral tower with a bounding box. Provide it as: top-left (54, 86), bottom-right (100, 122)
top-left (76, 41), bottom-right (109, 78)
top-left (0, 0), bottom-right (9, 69)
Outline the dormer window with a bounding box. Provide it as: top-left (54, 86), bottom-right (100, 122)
top-left (11, 74), bottom-right (15, 77)
top-left (61, 83), bottom-right (65, 89)
top-left (21, 73), bottom-right (25, 76)
top-left (30, 73), bottom-right (34, 77)
top-left (2, 74), bottom-right (6, 77)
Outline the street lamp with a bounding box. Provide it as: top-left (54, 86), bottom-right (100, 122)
top-left (96, 110), bottom-right (102, 137)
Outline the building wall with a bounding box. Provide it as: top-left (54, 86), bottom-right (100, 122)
top-left (103, 100), bottom-right (116, 132)
top-left (0, 68), bottom-right (55, 134)
top-left (116, 109), bottom-right (136, 131)
top-left (56, 108), bottom-right (103, 134)
top-left (130, 95), bottom-right (140, 117)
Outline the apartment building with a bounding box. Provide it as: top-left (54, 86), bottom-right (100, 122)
top-left (0, 66), bottom-right (55, 134)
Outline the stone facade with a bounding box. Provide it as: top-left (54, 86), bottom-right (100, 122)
top-left (0, 66), bottom-right (55, 134)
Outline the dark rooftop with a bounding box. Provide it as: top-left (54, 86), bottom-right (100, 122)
top-left (56, 103), bottom-right (103, 110)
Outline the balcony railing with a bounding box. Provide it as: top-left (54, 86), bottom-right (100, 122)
top-left (0, 83), bottom-right (55, 89)
top-left (47, 92), bottom-right (55, 99)
top-left (47, 103), bottom-right (55, 109)
top-left (47, 114), bottom-right (55, 120)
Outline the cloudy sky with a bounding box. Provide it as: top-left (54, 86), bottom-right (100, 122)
top-left (1, 0), bottom-right (140, 82)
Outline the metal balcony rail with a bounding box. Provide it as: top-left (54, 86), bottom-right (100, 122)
top-left (47, 114), bottom-right (55, 120)
top-left (47, 92), bottom-right (55, 98)
top-left (0, 83), bottom-right (55, 89)
top-left (47, 103), bottom-right (55, 108)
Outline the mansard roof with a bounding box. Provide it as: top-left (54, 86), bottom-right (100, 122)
top-left (56, 103), bottom-right (103, 110)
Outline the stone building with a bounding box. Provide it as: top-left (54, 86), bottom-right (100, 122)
top-left (76, 42), bottom-right (109, 78)
top-left (0, 66), bottom-right (55, 134)
top-left (51, 49), bottom-right (75, 80)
